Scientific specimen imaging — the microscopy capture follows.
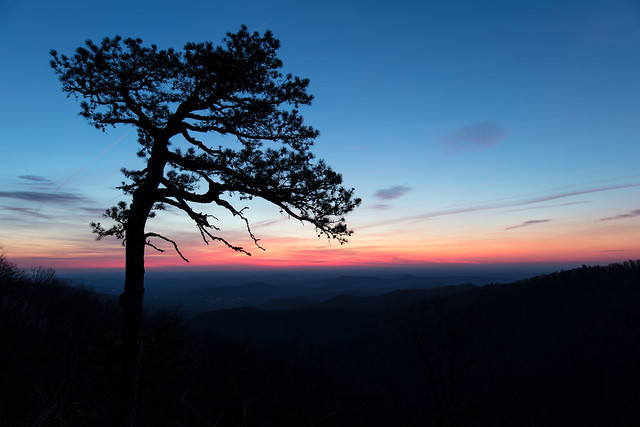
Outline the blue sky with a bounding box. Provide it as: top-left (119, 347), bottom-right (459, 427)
top-left (1, 0), bottom-right (639, 269)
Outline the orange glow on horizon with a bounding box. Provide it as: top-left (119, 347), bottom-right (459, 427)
top-left (4, 220), bottom-right (639, 271)
top-left (10, 242), bottom-right (635, 271)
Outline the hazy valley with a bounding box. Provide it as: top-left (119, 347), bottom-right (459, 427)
top-left (2, 259), bottom-right (639, 425)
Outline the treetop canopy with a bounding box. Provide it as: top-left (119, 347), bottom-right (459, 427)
top-left (51, 26), bottom-right (360, 257)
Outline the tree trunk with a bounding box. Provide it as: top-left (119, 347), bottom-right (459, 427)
top-left (119, 207), bottom-right (148, 426)
top-left (118, 136), bottom-right (168, 425)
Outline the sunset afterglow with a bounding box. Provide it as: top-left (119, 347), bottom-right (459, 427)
top-left (1, 1), bottom-right (639, 272)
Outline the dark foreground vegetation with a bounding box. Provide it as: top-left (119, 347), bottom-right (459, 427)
top-left (2, 255), bottom-right (639, 426)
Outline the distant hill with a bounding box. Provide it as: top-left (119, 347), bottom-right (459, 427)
top-left (189, 283), bottom-right (478, 350)
top-left (257, 296), bottom-right (319, 310)
top-left (5, 257), bottom-right (639, 426)
top-left (147, 281), bottom-right (287, 312)
top-left (257, 283), bottom-right (477, 310)
top-left (147, 274), bottom-right (496, 314)
top-left (187, 260), bottom-right (640, 426)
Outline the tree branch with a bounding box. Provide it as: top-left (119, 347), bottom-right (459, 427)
top-left (144, 232), bottom-right (189, 262)
top-left (180, 128), bottom-right (224, 156)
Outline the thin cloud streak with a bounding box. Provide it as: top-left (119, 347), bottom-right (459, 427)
top-left (374, 185), bottom-right (412, 200)
top-left (412, 183), bottom-right (640, 221)
top-left (599, 209), bottom-right (640, 221)
top-left (370, 204), bottom-right (391, 211)
top-left (0, 191), bottom-right (89, 204)
top-left (4, 206), bottom-right (51, 219)
top-left (500, 200), bottom-right (589, 213)
top-left (82, 207), bottom-right (109, 215)
top-left (18, 175), bottom-right (53, 185)
top-left (363, 182), bottom-right (640, 229)
top-left (505, 219), bottom-right (551, 230)
top-left (252, 217), bottom-right (290, 228)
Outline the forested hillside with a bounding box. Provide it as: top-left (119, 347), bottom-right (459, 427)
top-left (1, 256), bottom-right (639, 426)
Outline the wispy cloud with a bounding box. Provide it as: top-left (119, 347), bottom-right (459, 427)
top-left (599, 209), bottom-right (640, 221)
top-left (505, 219), bottom-right (551, 230)
top-left (18, 175), bottom-right (53, 185)
top-left (374, 185), bottom-right (412, 200)
top-left (500, 200), bottom-right (589, 213)
top-left (82, 206), bottom-right (107, 213)
top-left (4, 207), bottom-right (51, 219)
top-left (363, 182), bottom-right (640, 230)
top-left (411, 183), bottom-right (640, 221)
top-left (252, 217), bottom-right (289, 228)
top-left (0, 191), bottom-right (89, 204)
top-left (438, 122), bottom-right (507, 155)
top-left (370, 204), bottom-right (391, 211)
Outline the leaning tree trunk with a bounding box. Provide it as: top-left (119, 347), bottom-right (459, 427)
top-left (118, 137), bottom-right (168, 425)
top-left (119, 204), bottom-right (149, 426)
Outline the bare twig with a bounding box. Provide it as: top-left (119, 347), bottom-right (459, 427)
top-left (144, 232), bottom-right (189, 262)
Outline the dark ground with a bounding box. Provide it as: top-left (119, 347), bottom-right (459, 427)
top-left (2, 257), bottom-right (639, 426)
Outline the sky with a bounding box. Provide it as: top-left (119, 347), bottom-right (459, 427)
top-left (0, 0), bottom-right (639, 272)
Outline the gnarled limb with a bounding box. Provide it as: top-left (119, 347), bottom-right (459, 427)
top-left (144, 232), bottom-right (189, 262)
